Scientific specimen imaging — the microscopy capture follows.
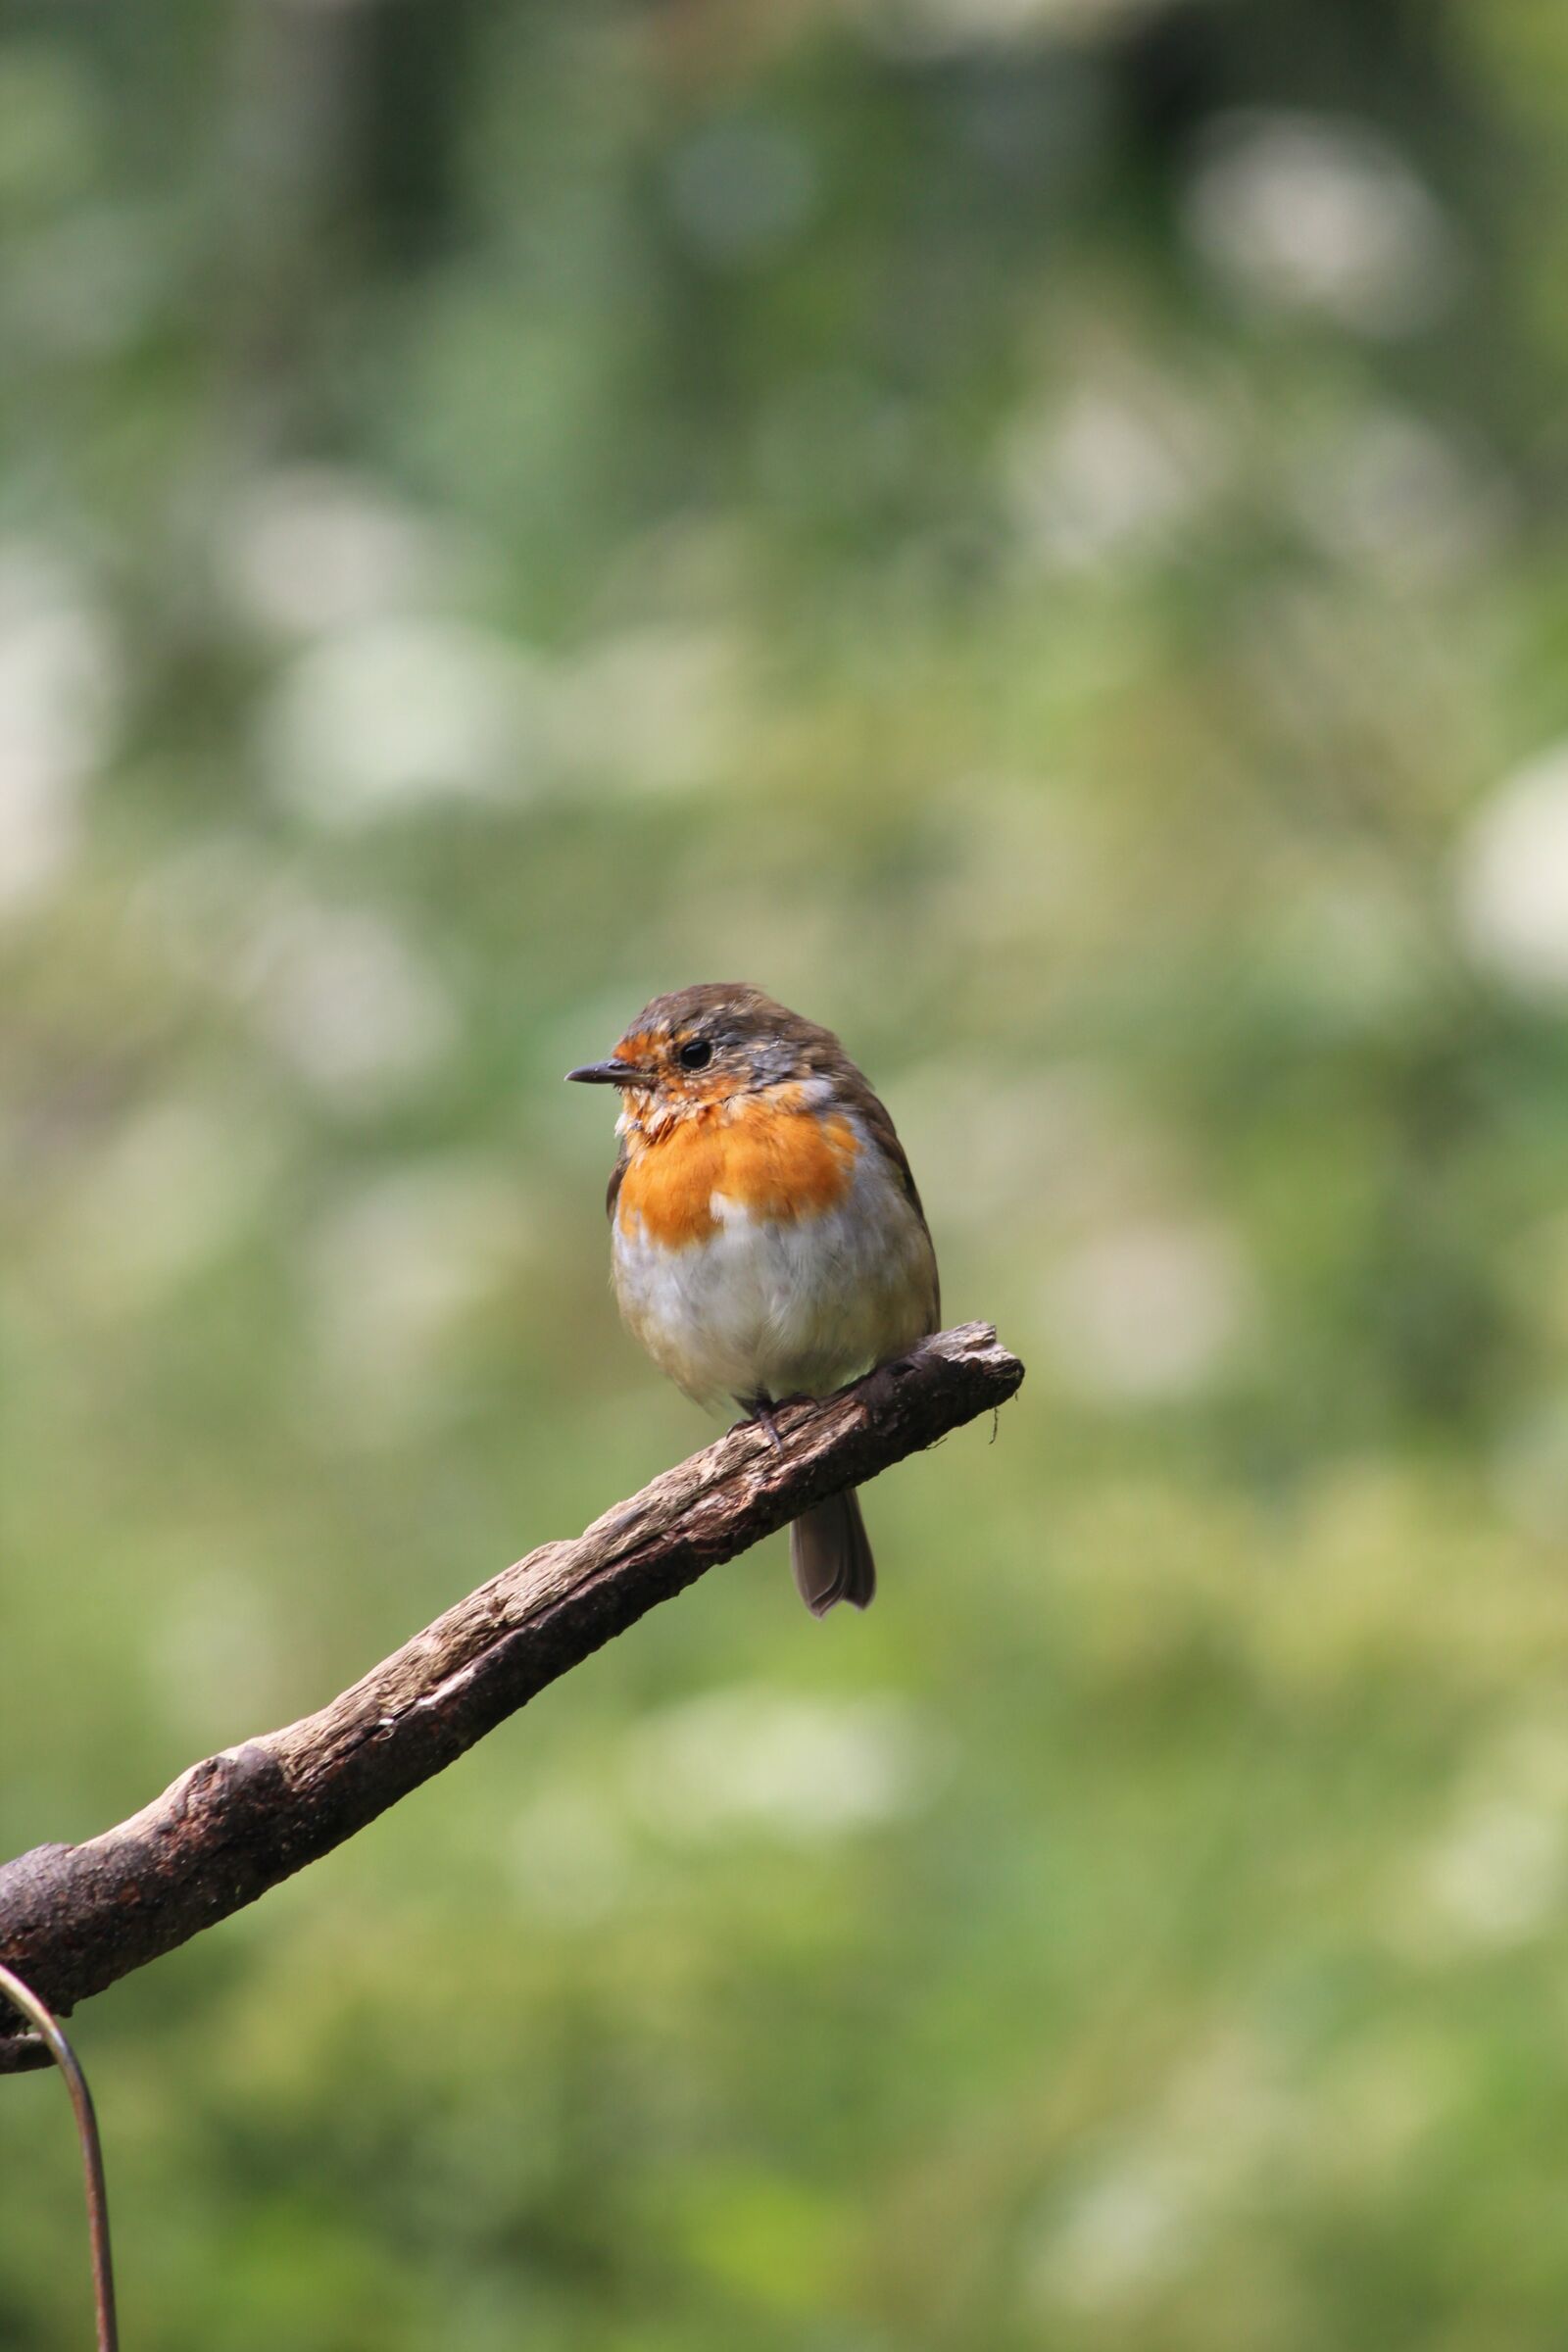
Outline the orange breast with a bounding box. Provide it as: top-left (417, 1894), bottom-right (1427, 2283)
top-left (617, 1092), bottom-right (861, 1249)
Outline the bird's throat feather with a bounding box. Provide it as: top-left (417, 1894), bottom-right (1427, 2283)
top-left (615, 1094), bottom-right (861, 1249)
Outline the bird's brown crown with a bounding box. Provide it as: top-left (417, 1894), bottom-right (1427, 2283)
top-left (607, 982), bottom-right (851, 1110)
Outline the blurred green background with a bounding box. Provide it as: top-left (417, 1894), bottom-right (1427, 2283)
top-left (6, 0), bottom-right (1568, 2344)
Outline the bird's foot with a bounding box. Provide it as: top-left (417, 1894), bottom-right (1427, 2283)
top-left (734, 1394), bottom-right (812, 1452)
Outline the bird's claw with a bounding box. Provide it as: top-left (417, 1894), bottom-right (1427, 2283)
top-left (734, 1395), bottom-right (811, 1452)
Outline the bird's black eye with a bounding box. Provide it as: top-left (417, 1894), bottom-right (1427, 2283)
top-left (677, 1038), bottom-right (713, 1071)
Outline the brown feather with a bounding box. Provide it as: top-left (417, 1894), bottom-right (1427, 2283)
top-left (790, 1487), bottom-right (877, 1615)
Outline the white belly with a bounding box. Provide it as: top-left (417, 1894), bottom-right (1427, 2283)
top-left (612, 1143), bottom-right (936, 1414)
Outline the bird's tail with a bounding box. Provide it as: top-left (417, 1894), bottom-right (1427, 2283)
top-left (790, 1486), bottom-right (876, 1617)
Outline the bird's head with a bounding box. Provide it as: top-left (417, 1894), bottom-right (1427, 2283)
top-left (566, 983), bottom-right (834, 1121)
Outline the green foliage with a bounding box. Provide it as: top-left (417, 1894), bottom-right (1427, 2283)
top-left (5, 1), bottom-right (1568, 2343)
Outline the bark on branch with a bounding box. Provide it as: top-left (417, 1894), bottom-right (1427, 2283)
top-left (1, 1321), bottom-right (1023, 2074)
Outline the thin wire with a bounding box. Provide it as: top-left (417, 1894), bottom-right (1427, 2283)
top-left (0, 1962), bottom-right (120, 2352)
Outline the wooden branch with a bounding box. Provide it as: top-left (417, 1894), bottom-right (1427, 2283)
top-left (0, 1322), bottom-right (1023, 2074)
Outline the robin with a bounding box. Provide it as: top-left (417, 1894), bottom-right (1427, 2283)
top-left (567, 982), bottom-right (941, 1615)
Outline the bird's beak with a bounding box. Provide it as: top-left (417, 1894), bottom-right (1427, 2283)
top-left (565, 1058), bottom-right (643, 1086)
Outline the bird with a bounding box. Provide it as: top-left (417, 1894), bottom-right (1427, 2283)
top-left (567, 982), bottom-right (940, 1615)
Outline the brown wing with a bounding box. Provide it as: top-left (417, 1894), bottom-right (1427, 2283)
top-left (857, 1083), bottom-right (942, 1331)
top-left (606, 1143), bottom-right (627, 1223)
top-left (763, 1005), bottom-right (941, 1334)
